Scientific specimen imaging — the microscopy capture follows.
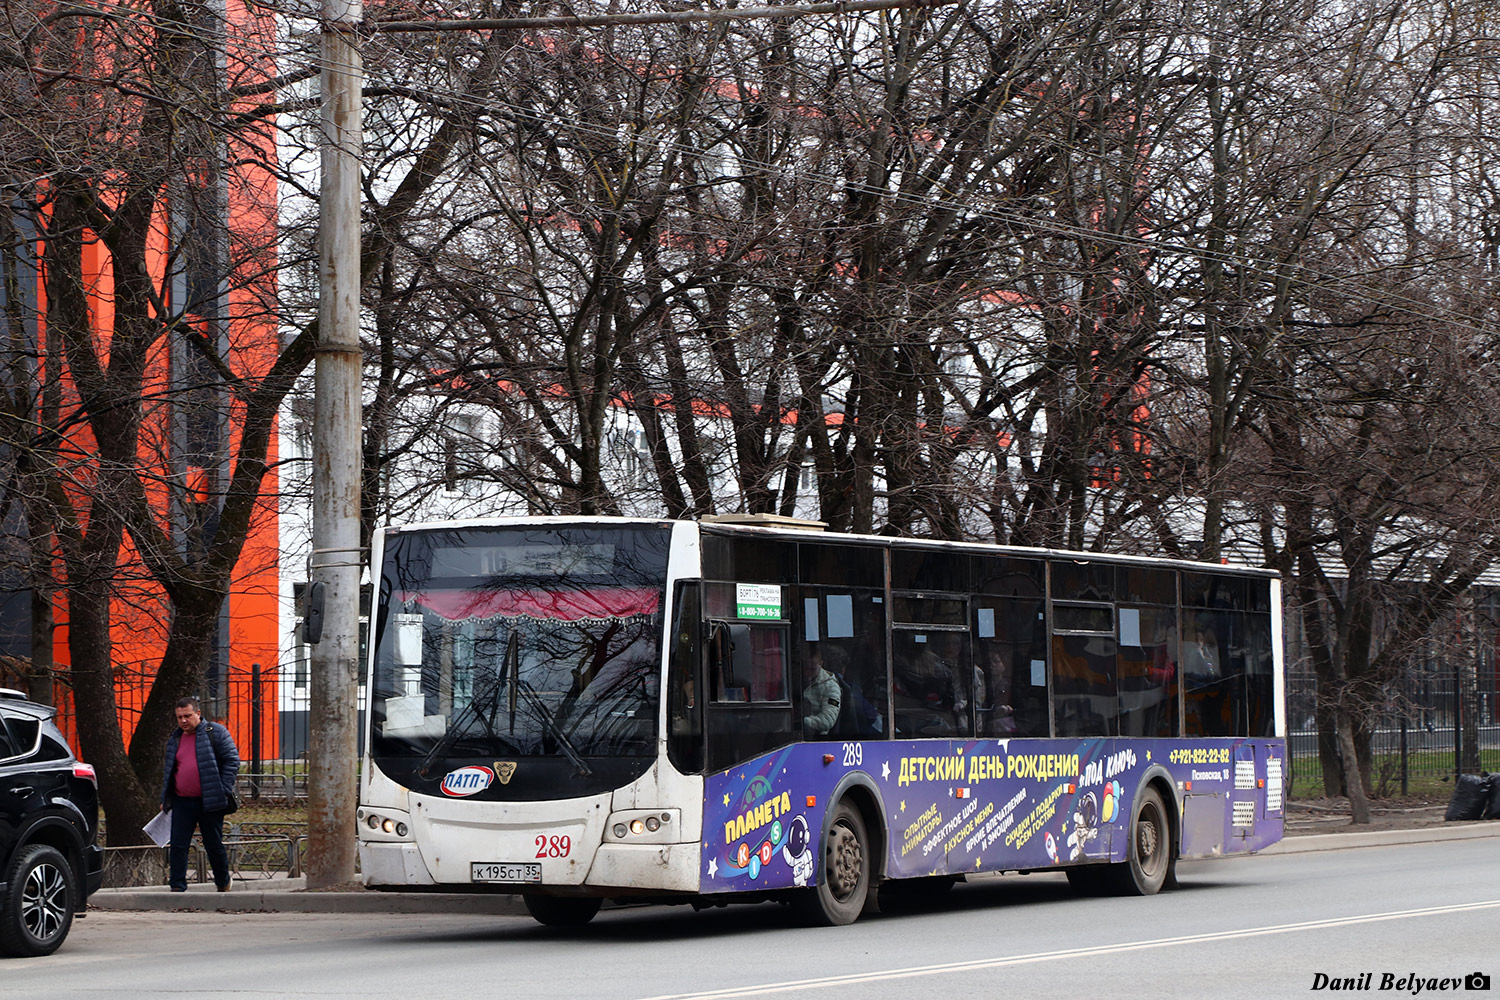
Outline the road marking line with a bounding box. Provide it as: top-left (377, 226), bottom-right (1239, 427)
top-left (637, 899), bottom-right (1500, 1000)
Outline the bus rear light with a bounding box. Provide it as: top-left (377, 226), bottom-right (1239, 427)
top-left (630, 819), bottom-right (646, 835)
top-left (823, 754), bottom-right (835, 765)
top-left (645, 817), bottom-right (660, 832)
top-left (613, 824), bottom-right (628, 838)
top-left (1184, 781), bottom-right (1192, 791)
top-left (806, 796), bottom-right (816, 807)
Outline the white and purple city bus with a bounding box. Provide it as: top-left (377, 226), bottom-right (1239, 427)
top-left (357, 516), bottom-right (1284, 925)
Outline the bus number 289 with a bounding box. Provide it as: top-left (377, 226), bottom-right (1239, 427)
top-left (535, 835), bottom-right (571, 858)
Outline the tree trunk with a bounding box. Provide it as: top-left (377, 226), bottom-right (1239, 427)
top-left (1316, 701), bottom-right (1344, 796)
top-left (1336, 709), bottom-right (1371, 824)
top-left (128, 602), bottom-right (218, 782)
top-left (67, 548), bottom-right (153, 845)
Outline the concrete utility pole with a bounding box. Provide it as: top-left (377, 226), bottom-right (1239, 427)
top-left (308, 0), bottom-right (363, 889)
top-left (302, 0), bottom-right (940, 891)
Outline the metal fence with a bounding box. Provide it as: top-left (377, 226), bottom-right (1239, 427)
top-left (48, 646), bottom-right (1500, 817)
top-left (101, 824), bottom-right (309, 888)
top-left (45, 661), bottom-right (361, 807)
top-left (1285, 665), bottom-right (1500, 796)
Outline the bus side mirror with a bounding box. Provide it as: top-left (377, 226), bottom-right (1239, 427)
top-left (712, 622), bottom-right (754, 691)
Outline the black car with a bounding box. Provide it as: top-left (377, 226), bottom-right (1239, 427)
top-left (0, 689), bottom-right (103, 957)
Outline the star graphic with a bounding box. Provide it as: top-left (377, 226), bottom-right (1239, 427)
top-left (708, 857), bottom-right (719, 878)
top-left (1146, 750), bottom-right (1152, 761)
top-left (900, 800), bottom-right (906, 812)
top-left (975, 857), bottom-right (983, 869)
top-left (723, 793), bottom-right (731, 806)
top-left (881, 761), bottom-right (891, 781)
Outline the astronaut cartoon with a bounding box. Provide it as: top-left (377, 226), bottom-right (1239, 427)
top-left (782, 814), bottom-right (814, 887)
top-left (1068, 792), bottom-right (1100, 861)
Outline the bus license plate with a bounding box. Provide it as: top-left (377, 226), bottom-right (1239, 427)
top-left (471, 862), bottom-right (542, 883)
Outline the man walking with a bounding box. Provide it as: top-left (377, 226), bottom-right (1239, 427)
top-left (161, 696), bottom-right (239, 892)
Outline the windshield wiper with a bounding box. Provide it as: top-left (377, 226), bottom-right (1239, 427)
top-left (416, 667), bottom-right (522, 779)
top-left (516, 679), bottom-right (593, 777)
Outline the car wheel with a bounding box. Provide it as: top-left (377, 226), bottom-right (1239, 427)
top-left (0, 844), bottom-right (78, 958)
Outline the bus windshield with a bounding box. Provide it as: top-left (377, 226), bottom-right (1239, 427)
top-left (370, 525), bottom-right (671, 792)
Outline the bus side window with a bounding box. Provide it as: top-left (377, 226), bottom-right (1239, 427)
top-left (705, 621), bottom-right (795, 772)
top-left (709, 622), bottom-right (787, 703)
top-left (752, 629), bottom-right (787, 701)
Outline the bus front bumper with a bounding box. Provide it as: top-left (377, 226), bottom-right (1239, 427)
top-left (360, 842), bottom-right (435, 887)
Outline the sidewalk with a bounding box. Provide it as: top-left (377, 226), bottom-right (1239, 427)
top-left (89, 821), bottom-right (1500, 914)
top-left (90, 876), bottom-right (530, 915)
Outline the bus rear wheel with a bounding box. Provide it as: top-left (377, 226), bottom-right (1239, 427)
top-left (1111, 786), bottom-right (1171, 896)
top-left (524, 894), bottom-right (602, 927)
top-left (795, 801), bottom-right (871, 926)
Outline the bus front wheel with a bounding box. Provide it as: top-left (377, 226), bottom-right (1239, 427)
top-left (524, 894), bottom-right (603, 927)
top-left (1112, 786), bottom-right (1171, 896)
top-left (795, 801), bottom-right (871, 926)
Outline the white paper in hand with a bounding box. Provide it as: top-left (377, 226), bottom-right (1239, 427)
top-left (143, 810), bottom-right (171, 848)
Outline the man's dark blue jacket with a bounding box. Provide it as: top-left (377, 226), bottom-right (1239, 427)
top-left (161, 722), bottom-right (239, 813)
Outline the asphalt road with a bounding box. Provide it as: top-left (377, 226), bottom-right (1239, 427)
top-left (6, 838), bottom-right (1497, 1000)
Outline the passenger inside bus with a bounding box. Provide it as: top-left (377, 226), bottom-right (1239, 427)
top-left (1181, 614), bottom-right (1221, 678)
top-left (979, 645), bottom-right (1017, 735)
top-left (801, 645), bottom-right (842, 737)
top-left (822, 645), bottom-right (883, 736)
top-left (893, 635), bottom-right (970, 737)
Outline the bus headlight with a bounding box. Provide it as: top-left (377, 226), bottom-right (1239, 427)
top-left (606, 809), bottom-right (680, 843)
top-left (359, 808), bottom-right (414, 842)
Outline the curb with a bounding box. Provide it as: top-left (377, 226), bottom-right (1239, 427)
top-left (90, 879), bottom-right (528, 915)
top-left (89, 824), bottom-right (1500, 913)
top-left (1264, 821), bottom-right (1500, 855)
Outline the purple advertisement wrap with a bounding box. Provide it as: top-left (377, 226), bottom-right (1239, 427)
top-left (699, 737), bottom-right (1284, 894)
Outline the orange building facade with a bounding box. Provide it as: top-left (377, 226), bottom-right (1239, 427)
top-left (0, 0), bottom-right (286, 765)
